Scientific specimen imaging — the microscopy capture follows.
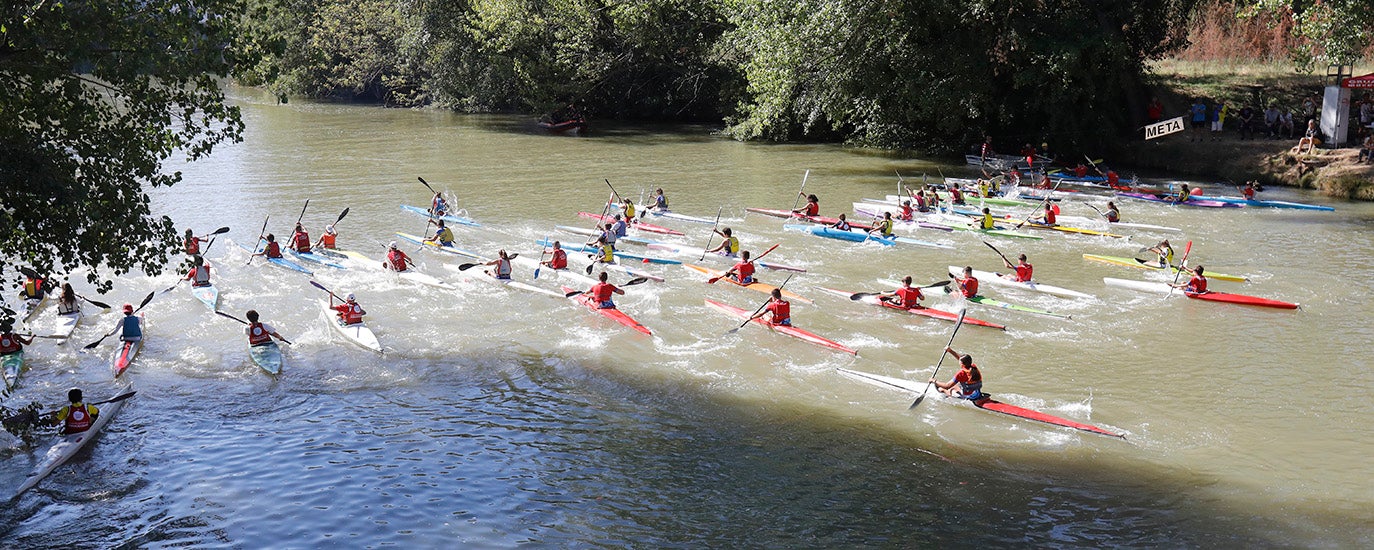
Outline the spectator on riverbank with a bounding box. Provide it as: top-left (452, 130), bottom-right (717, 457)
top-left (1359, 134), bottom-right (1374, 164)
top-left (1264, 104), bottom-right (1282, 139)
top-left (1302, 95), bottom-right (1318, 123)
top-left (1237, 104), bottom-right (1257, 140)
top-left (1190, 98), bottom-right (1208, 142)
top-left (1210, 101), bottom-right (1227, 141)
top-left (1279, 110), bottom-right (1295, 139)
top-left (1296, 119), bottom-right (1321, 155)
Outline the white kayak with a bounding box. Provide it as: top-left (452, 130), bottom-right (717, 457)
top-left (457, 267), bottom-right (567, 299)
top-left (16, 294), bottom-right (49, 324)
top-left (1046, 214), bottom-right (1181, 234)
top-left (323, 300), bottom-right (382, 353)
top-left (946, 266), bottom-right (1096, 300)
top-left (53, 308), bottom-right (83, 341)
top-left (512, 255), bottom-right (600, 287)
top-left (14, 385), bottom-right (134, 497)
top-left (249, 341), bottom-right (283, 375)
top-left (335, 248), bottom-right (458, 290)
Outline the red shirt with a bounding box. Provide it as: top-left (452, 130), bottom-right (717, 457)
top-left (590, 282), bottom-right (618, 303)
top-left (386, 249), bottom-right (409, 272)
top-left (550, 249), bottom-right (567, 269)
top-left (291, 231), bottom-right (311, 252)
top-left (895, 286), bottom-right (923, 308)
top-left (803, 202), bottom-right (819, 216)
top-left (1013, 262), bottom-right (1033, 282)
top-left (958, 276), bottom-right (979, 298)
top-left (954, 366), bottom-right (981, 385)
top-left (264, 241), bottom-right (282, 258)
top-left (184, 237), bottom-right (202, 255)
top-left (1043, 209), bottom-right (1056, 225)
top-left (1074, 165), bottom-right (1088, 177)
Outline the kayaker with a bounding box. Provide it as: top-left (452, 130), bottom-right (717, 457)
top-left (1173, 184), bottom-right (1193, 204)
top-left (1146, 240), bottom-right (1174, 268)
top-left (20, 272), bottom-right (47, 301)
top-left (54, 388), bottom-right (99, 435)
top-left (721, 250), bottom-right (756, 285)
top-left (588, 271), bottom-right (624, 309)
top-left (1173, 265), bottom-right (1209, 295)
top-left (955, 266), bottom-right (980, 298)
top-left (289, 223), bottom-right (312, 253)
top-left (1030, 202), bottom-right (1057, 226)
top-left (1241, 181), bottom-right (1258, 200)
top-left (707, 227), bottom-right (740, 257)
top-left (977, 179), bottom-right (990, 198)
top-left (56, 283), bottom-right (80, 315)
top-left (794, 194), bottom-right (820, 216)
top-left (384, 241), bottom-right (415, 272)
top-left (974, 207), bottom-right (997, 230)
top-left (428, 219), bottom-right (455, 247)
top-left (651, 188), bottom-right (668, 210)
top-left (430, 192), bottom-right (449, 217)
top-left (1001, 254), bottom-right (1033, 282)
top-left (314, 224), bottom-right (338, 250)
top-left (620, 198), bottom-right (636, 220)
top-left (610, 215), bottom-right (629, 238)
top-left (878, 276), bottom-right (924, 309)
top-left (898, 200), bottom-right (914, 221)
top-left (748, 288), bottom-right (792, 326)
top-left (485, 249), bottom-right (514, 280)
top-left (244, 309), bottom-right (287, 346)
top-left (542, 241), bottom-right (568, 270)
top-left (1104, 202), bottom-right (1121, 223)
top-left (117, 303), bottom-right (143, 342)
top-left (831, 214), bottom-right (853, 231)
top-left (949, 185), bottom-right (965, 205)
top-left (185, 255), bottom-right (212, 287)
top-left (932, 347), bottom-right (984, 399)
top-left (252, 234), bottom-right (284, 259)
top-left (913, 190), bottom-right (929, 213)
top-left (0, 321), bottom-right (34, 356)
top-left (869, 211), bottom-right (895, 238)
top-left (332, 293), bottom-right (366, 325)
top-left (591, 235), bottom-right (615, 265)
top-left (183, 228), bottom-right (208, 255)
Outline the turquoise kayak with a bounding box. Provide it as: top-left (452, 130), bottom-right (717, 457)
top-left (1202, 196), bottom-right (1335, 211)
top-left (535, 239), bottom-right (682, 265)
top-left (783, 224), bottom-right (953, 250)
top-left (288, 249), bottom-right (346, 269)
top-left (249, 341), bottom-right (283, 375)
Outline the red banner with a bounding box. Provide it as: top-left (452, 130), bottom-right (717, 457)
top-left (1342, 73), bottom-right (1374, 88)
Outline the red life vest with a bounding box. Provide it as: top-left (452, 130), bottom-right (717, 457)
top-left (386, 249), bottom-right (408, 272)
top-left (896, 286), bottom-right (922, 308)
top-left (1107, 171), bottom-right (1120, 186)
top-left (733, 261), bottom-right (755, 281)
top-left (184, 237), bottom-right (200, 255)
top-left (292, 231), bottom-right (311, 253)
top-left (803, 202), bottom-right (819, 216)
top-left (188, 265), bottom-right (211, 286)
top-left (1186, 275), bottom-right (1208, 294)
top-left (1044, 209), bottom-right (1056, 225)
top-left (1242, 187), bottom-right (1255, 200)
top-left (950, 187), bottom-right (964, 202)
top-left (335, 302), bottom-right (364, 324)
top-left (1014, 262), bottom-right (1033, 282)
top-left (959, 277), bottom-right (979, 298)
top-left (0, 334), bottom-right (20, 354)
top-left (248, 322), bottom-right (272, 345)
top-left (766, 298), bottom-right (790, 324)
top-left (320, 233), bottom-right (336, 249)
top-left (591, 282), bottom-right (616, 303)
top-left (550, 249), bottom-right (567, 269)
top-left (62, 404), bottom-right (94, 434)
top-left (899, 204), bottom-right (913, 221)
top-left (264, 241), bottom-right (282, 258)
top-left (1074, 165), bottom-right (1088, 177)
top-left (23, 277), bottom-right (43, 298)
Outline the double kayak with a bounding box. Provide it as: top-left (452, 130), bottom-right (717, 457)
top-left (1102, 278), bottom-right (1298, 309)
top-left (535, 238), bottom-right (681, 265)
top-left (323, 301), bottom-right (382, 353)
top-left (947, 266), bottom-right (1096, 300)
top-left (14, 385), bottom-right (135, 497)
top-left (1082, 254), bottom-right (1249, 283)
top-left (852, 203), bottom-right (960, 232)
top-left (249, 341), bottom-right (283, 375)
top-left (745, 207), bottom-right (875, 231)
top-left (705, 299), bottom-right (856, 355)
top-left (919, 213), bottom-right (1043, 240)
top-left (683, 264), bottom-right (813, 304)
top-left (578, 212), bottom-right (684, 236)
top-left (608, 204), bottom-right (719, 225)
top-left (782, 224), bottom-right (953, 250)
top-left (400, 204), bottom-right (480, 227)
top-left (463, 269), bottom-right (567, 299)
top-left (239, 241), bottom-right (314, 274)
top-left (395, 232), bottom-right (486, 261)
top-left (815, 287), bottom-right (1006, 330)
top-left (1201, 196), bottom-right (1335, 211)
top-left (1050, 214), bottom-right (1182, 234)
top-left (1115, 192), bottom-right (1240, 208)
top-left (2, 351), bottom-right (26, 390)
top-left (561, 286), bottom-right (652, 335)
top-left (836, 367), bottom-right (1124, 439)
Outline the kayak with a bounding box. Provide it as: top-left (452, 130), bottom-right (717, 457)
top-left (815, 287), bottom-right (1006, 330)
top-left (337, 249), bottom-right (458, 290)
top-left (394, 232), bottom-right (486, 261)
top-left (946, 266), bottom-right (1096, 300)
top-left (2, 351), bottom-right (25, 390)
top-left (745, 207), bottom-right (875, 231)
top-left (683, 264), bottom-right (813, 304)
top-left (963, 154), bottom-right (1052, 172)
top-left (643, 242), bottom-right (808, 273)
top-left (554, 225), bottom-right (656, 247)
top-left (578, 212), bottom-right (685, 236)
top-left (1051, 214), bottom-right (1182, 233)
top-left (903, 188), bottom-right (1035, 208)
top-left (1201, 196), bottom-right (1335, 211)
top-left (249, 341), bottom-right (283, 375)
top-left (1000, 219), bottom-right (1125, 238)
top-left (53, 309), bottom-right (82, 341)
top-left (783, 224), bottom-right (953, 250)
top-left (399, 204), bottom-right (480, 227)
top-left (879, 279), bottom-right (1069, 319)
top-left (111, 314), bottom-right (145, 377)
top-left (512, 254), bottom-right (600, 287)
top-left (836, 367), bottom-right (1124, 438)
top-left (852, 203), bottom-right (959, 232)
top-left (608, 203), bottom-right (719, 225)
top-left (287, 249), bottom-right (347, 269)
top-left (239, 241), bottom-right (314, 275)
top-left (1115, 192), bottom-right (1240, 208)
top-left (189, 283), bottom-right (219, 311)
top-left (1082, 254), bottom-right (1249, 283)
top-left (465, 269), bottom-right (567, 299)
top-left (705, 299), bottom-right (857, 355)
top-left (1102, 278), bottom-right (1299, 309)
top-left (16, 294), bottom-right (49, 324)
top-left (14, 385), bottom-right (135, 497)
top-left (323, 300), bottom-right (382, 353)
top-left (561, 285), bottom-right (652, 335)
top-left (919, 214), bottom-right (1043, 240)
top-left (535, 238), bottom-right (682, 265)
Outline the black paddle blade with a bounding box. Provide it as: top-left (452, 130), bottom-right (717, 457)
top-left (584, 263), bottom-right (595, 275)
top-left (211, 226), bottom-right (231, 235)
top-left (215, 311), bottom-right (247, 325)
top-left (336, 207), bottom-right (350, 223)
top-left (418, 176), bottom-right (436, 194)
top-left (99, 391), bottom-right (138, 406)
top-left (136, 291), bottom-right (155, 310)
top-left (457, 263), bottom-right (480, 271)
top-left (624, 277), bottom-right (649, 286)
top-left (564, 290), bottom-right (583, 298)
top-left (849, 292), bottom-right (879, 300)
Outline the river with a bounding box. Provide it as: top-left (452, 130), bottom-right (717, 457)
top-left (2, 88), bottom-right (1370, 547)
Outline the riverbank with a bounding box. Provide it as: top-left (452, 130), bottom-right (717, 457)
top-left (1119, 135), bottom-right (1374, 198)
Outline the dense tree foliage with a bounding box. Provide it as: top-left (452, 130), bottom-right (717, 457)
top-left (1240, 1), bottom-right (1374, 70)
top-left (0, 0), bottom-right (253, 296)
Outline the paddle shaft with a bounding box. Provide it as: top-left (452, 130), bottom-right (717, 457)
top-left (910, 309), bottom-right (967, 409)
top-left (215, 311), bottom-right (294, 344)
top-left (699, 207), bottom-right (723, 262)
top-left (791, 170), bottom-right (810, 211)
top-left (1165, 241), bottom-right (1194, 299)
top-left (728, 273), bottom-right (793, 333)
top-left (246, 215), bottom-right (270, 265)
top-left (983, 240), bottom-right (1014, 268)
top-left (1014, 181), bottom-right (1060, 230)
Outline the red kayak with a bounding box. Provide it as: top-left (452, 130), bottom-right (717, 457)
top-left (1187, 291), bottom-right (1298, 310)
top-left (745, 208), bottom-right (875, 231)
top-left (561, 286), bottom-right (652, 335)
top-left (705, 299), bottom-right (857, 355)
top-left (578, 212), bottom-right (684, 236)
top-left (815, 287), bottom-right (1006, 330)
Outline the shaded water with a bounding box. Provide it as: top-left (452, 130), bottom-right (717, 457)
top-left (2, 88), bottom-right (1370, 547)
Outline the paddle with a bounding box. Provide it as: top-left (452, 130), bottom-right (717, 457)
top-left (699, 207), bottom-right (723, 262)
top-left (790, 170), bottom-right (810, 212)
top-left (849, 280), bottom-right (950, 300)
top-left (459, 253), bottom-right (519, 272)
top-left (1014, 181), bottom-right (1060, 230)
top-left (1165, 240), bottom-right (1194, 300)
top-left (214, 311), bottom-right (293, 345)
top-left (77, 295), bottom-right (111, 310)
top-left (2, 390), bottom-right (139, 429)
top-left (197, 226), bottom-right (231, 256)
top-left (708, 243), bottom-right (779, 284)
top-left (563, 277), bottom-right (650, 297)
top-left (245, 215), bottom-right (269, 265)
top-left (418, 176), bottom-right (438, 195)
top-left (1084, 155), bottom-right (1106, 177)
top-left (309, 280), bottom-right (343, 303)
top-left (982, 240), bottom-right (1013, 268)
top-left (82, 291), bottom-right (155, 350)
top-left (909, 308), bottom-right (968, 409)
top-left (582, 186), bottom-right (618, 275)
top-left (1085, 202), bottom-right (1110, 221)
top-left (534, 234), bottom-right (551, 279)
top-left (726, 273), bottom-right (793, 334)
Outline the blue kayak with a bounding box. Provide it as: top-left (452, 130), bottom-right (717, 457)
top-left (394, 232), bottom-right (485, 260)
top-left (535, 239), bottom-right (682, 265)
top-left (783, 225), bottom-right (952, 250)
top-left (239, 242), bottom-right (314, 274)
top-left (288, 249), bottom-right (346, 269)
top-left (399, 204), bottom-right (481, 227)
top-left (1201, 196), bottom-right (1335, 211)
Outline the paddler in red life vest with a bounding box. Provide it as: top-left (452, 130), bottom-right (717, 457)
top-left (1001, 253), bottom-right (1033, 282)
top-left (878, 276), bottom-right (924, 309)
top-left (332, 293), bottom-right (366, 325)
top-left (288, 223), bottom-right (311, 254)
top-left (484, 249), bottom-right (514, 280)
top-left (830, 214), bottom-right (852, 231)
top-left (748, 288), bottom-right (792, 326)
top-left (1172, 265), bottom-right (1209, 295)
top-left (185, 255), bottom-right (212, 287)
top-left (183, 228), bottom-right (209, 255)
top-left (20, 272), bottom-right (47, 301)
top-left (1106, 169), bottom-right (1120, 188)
top-left (54, 388), bottom-right (99, 435)
top-left (722, 250), bottom-right (757, 285)
top-left (542, 241), bottom-right (568, 270)
top-left (1029, 202), bottom-right (1057, 226)
top-left (0, 321), bottom-right (34, 356)
top-left (314, 224), bottom-right (338, 250)
top-left (955, 266), bottom-right (980, 298)
top-left (588, 271), bottom-right (624, 309)
top-left (251, 234), bottom-right (284, 259)
top-left (706, 227), bottom-right (741, 257)
top-left (913, 190), bottom-right (930, 213)
top-left (794, 194), bottom-right (820, 217)
top-left (244, 309), bottom-right (287, 347)
top-left (1241, 180), bottom-right (1258, 200)
top-left (931, 347), bottom-right (984, 399)
top-left (898, 200), bottom-right (914, 221)
top-left (949, 185), bottom-right (965, 205)
top-left (1074, 163), bottom-right (1089, 178)
top-left (383, 241), bottom-right (414, 272)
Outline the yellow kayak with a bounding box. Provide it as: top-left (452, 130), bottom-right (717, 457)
top-left (682, 264), bottom-right (813, 304)
top-left (1004, 219), bottom-right (1125, 238)
top-left (1082, 254), bottom-right (1249, 282)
